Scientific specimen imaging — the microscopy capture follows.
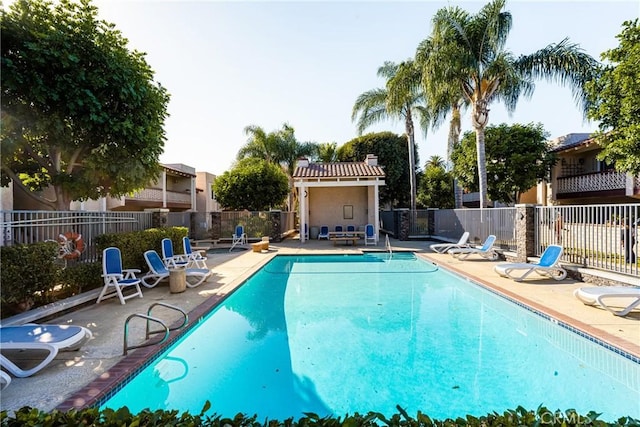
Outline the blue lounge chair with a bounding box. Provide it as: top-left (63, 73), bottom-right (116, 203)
top-left (162, 238), bottom-right (189, 268)
top-left (230, 225), bottom-right (247, 252)
top-left (318, 225), bottom-right (330, 240)
top-left (334, 225), bottom-right (344, 237)
top-left (430, 232), bottom-right (470, 253)
top-left (182, 237), bottom-right (208, 269)
top-left (364, 223), bottom-right (376, 245)
top-left (0, 324), bottom-right (92, 378)
top-left (494, 245), bottom-right (566, 281)
top-left (448, 235), bottom-right (498, 260)
top-left (97, 247), bottom-right (144, 304)
top-left (142, 250), bottom-right (212, 288)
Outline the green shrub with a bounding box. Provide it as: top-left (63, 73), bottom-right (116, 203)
top-left (0, 241), bottom-right (59, 312)
top-left (0, 227), bottom-right (187, 319)
top-left (0, 404), bottom-right (637, 427)
top-left (95, 227), bottom-right (188, 272)
top-left (55, 262), bottom-right (103, 296)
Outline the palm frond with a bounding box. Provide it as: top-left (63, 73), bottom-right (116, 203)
top-left (352, 87), bottom-right (398, 135)
top-left (516, 38), bottom-right (599, 114)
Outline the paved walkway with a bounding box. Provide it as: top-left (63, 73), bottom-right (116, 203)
top-left (1, 237), bottom-right (638, 413)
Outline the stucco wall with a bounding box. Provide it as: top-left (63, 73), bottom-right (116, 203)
top-left (308, 186), bottom-right (368, 230)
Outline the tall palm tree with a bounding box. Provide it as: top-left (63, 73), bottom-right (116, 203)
top-left (352, 60), bottom-right (428, 212)
top-left (275, 124), bottom-right (317, 210)
top-left (426, 155), bottom-right (446, 169)
top-left (421, 0), bottom-right (598, 208)
top-left (416, 37), bottom-right (468, 208)
top-left (237, 125), bottom-right (280, 163)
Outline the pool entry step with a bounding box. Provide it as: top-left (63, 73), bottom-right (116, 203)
top-left (123, 302), bottom-right (188, 355)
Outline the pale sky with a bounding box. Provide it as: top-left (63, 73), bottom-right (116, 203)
top-left (93, 0), bottom-right (640, 176)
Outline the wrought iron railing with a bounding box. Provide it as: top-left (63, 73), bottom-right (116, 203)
top-left (433, 208), bottom-right (517, 251)
top-left (1, 210), bottom-right (153, 262)
top-left (535, 204), bottom-right (639, 276)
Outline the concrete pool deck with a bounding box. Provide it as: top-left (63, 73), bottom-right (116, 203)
top-left (1, 236), bottom-right (638, 414)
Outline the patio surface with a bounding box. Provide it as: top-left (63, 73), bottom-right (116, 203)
top-left (1, 236), bottom-right (638, 414)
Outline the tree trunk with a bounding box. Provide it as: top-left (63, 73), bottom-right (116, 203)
top-left (472, 99), bottom-right (490, 209)
top-left (454, 182), bottom-right (464, 209)
top-left (287, 176), bottom-right (294, 211)
top-left (406, 113), bottom-right (417, 212)
top-left (447, 105), bottom-right (463, 208)
top-left (474, 129), bottom-right (488, 209)
top-left (53, 184), bottom-right (71, 211)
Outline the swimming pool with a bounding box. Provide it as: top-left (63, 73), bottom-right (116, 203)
top-left (100, 253), bottom-right (640, 420)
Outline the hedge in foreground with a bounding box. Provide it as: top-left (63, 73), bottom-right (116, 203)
top-left (1, 404), bottom-right (638, 427)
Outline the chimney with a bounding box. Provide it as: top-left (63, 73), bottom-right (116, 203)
top-left (297, 157), bottom-right (309, 168)
top-left (365, 154), bottom-right (377, 166)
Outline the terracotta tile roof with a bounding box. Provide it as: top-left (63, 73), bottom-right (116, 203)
top-left (548, 133), bottom-right (594, 153)
top-left (293, 162), bottom-right (385, 179)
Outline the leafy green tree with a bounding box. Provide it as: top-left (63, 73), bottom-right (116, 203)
top-left (352, 60), bottom-right (427, 212)
top-left (586, 19), bottom-right (640, 175)
top-left (237, 123), bottom-right (316, 211)
top-left (338, 132), bottom-right (410, 208)
top-left (1, 0), bottom-right (170, 210)
top-left (213, 158), bottom-right (289, 211)
top-left (451, 123), bottom-right (556, 204)
top-left (417, 161), bottom-right (454, 209)
top-left (421, 0), bottom-right (598, 208)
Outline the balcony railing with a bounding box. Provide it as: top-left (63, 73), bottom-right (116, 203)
top-left (126, 188), bottom-right (191, 204)
top-left (556, 170), bottom-right (626, 194)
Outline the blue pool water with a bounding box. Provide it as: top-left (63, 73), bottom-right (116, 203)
top-left (101, 253), bottom-right (640, 420)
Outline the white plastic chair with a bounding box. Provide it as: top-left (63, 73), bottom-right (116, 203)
top-left (364, 223), bottom-right (376, 245)
top-left (97, 247), bottom-right (144, 304)
top-left (162, 238), bottom-right (189, 268)
top-left (230, 225), bottom-right (247, 252)
top-left (183, 237), bottom-right (208, 269)
top-left (318, 225), bottom-right (330, 240)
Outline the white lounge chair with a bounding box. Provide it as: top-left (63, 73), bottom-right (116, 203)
top-left (182, 237), bottom-right (208, 269)
top-left (318, 225), bottom-right (330, 240)
top-left (0, 324), bottom-right (92, 378)
top-left (364, 223), bottom-right (376, 246)
top-left (448, 235), bottom-right (498, 260)
top-left (97, 247), bottom-right (144, 304)
top-left (430, 232), bottom-right (470, 253)
top-left (142, 250), bottom-right (212, 288)
top-left (494, 245), bottom-right (567, 281)
top-left (162, 238), bottom-right (188, 268)
top-left (574, 286), bottom-right (640, 316)
top-left (0, 370), bottom-right (10, 390)
top-left (230, 225), bottom-right (247, 252)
